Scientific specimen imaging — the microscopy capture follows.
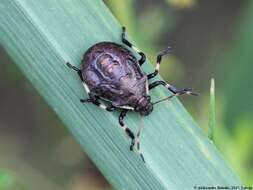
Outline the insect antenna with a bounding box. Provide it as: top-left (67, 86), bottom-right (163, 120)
top-left (152, 94), bottom-right (175, 105)
top-left (152, 90), bottom-right (198, 105)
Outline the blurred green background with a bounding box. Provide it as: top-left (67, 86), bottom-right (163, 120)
top-left (0, 0), bottom-right (253, 189)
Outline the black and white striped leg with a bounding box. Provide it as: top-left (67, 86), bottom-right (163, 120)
top-left (147, 47), bottom-right (172, 80)
top-left (119, 110), bottom-right (135, 151)
top-left (122, 26), bottom-right (146, 66)
top-left (119, 110), bottom-right (145, 162)
top-left (80, 98), bottom-right (116, 112)
top-left (66, 62), bottom-right (115, 111)
top-left (149, 80), bottom-right (198, 96)
top-left (135, 117), bottom-right (145, 162)
top-left (66, 62), bottom-right (90, 94)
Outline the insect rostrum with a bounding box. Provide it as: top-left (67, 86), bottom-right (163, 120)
top-left (66, 26), bottom-right (197, 162)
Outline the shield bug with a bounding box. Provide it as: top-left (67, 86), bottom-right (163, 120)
top-left (66, 27), bottom-right (197, 162)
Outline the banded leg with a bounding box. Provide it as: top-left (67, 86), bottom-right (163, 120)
top-left (122, 26), bottom-right (146, 66)
top-left (67, 62), bottom-right (115, 112)
top-left (147, 47), bottom-right (172, 80)
top-left (149, 80), bottom-right (198, 96)
top-left (66, 62), bottom-right (90, 94)
top-left (119, 110), bottom-right (145, 162)
top-left (119, 110), bottom-right (135, 151)
top-left (80, 97), bottom-right (116, 111)
top-left (135, 116), bottom-right (145, 162)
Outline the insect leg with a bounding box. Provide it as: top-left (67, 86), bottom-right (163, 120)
top-left (119, 110), bottom-right (135, 151)
top-left (67, 62), bottom-right (115, 111)
top-left (66, 62), bottom-right (83, 80)
top-left (149, 80), bottom-right (198, 96)
top-left (66, 62), bottom-right (90, 94)
top-left (135, 117), bottom-right (145, 162)
top-left (147, 47), bottom-right (171, 80)
top-left (80, 98), bottom-right (116, 112)
top-left (121, 26), bottom-right (146, 66)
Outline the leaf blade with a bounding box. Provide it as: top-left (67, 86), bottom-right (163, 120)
top-left (0, 0), bottom-right (241, 189)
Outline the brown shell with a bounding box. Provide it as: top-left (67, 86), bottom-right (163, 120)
top-left (81, 42), bottom-right (148, 107)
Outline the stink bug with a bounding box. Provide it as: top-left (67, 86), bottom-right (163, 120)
top-left (66, 27), bottom-right (197, 162)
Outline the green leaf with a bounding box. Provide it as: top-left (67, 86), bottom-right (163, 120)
top-left (208, 78), bottom-right (216, 141)
top-left (0, 0), bottom-right (241, 189)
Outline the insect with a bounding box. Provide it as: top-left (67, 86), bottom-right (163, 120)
top-left (66, 27), bottom-right (197, 162)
